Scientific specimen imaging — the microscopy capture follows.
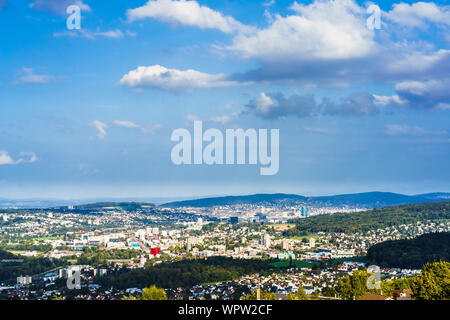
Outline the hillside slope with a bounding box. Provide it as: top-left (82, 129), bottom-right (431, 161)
top-left (284, 201), bottom-right (450, 235)
top-left (366, 232), bottom-right (450, 269)
top-left (163, 192), bottom-right (450, 209)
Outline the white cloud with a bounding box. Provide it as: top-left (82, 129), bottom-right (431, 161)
top-left (250, 92), bottom-right (277, 116)
top-left (127, 0), bottom-right (253, 34)
top-left (209, 115), bottom-right (232, 124)
top-left (29, 0), bottom-right (91, 15)
top-left (385, 2), bottom-right (450, 29)
top-left (385, 124), bottom-right (447, 136)
top-left (89, 120), bottom-right (107, 139)
top-left (18, 152), bottom-right (39, 163)
top-left (228, 0), bottom-right (375, 61)
top-left (113, 120), bottom-right (140, 129)
top-left (303, 126), bottom-right (333, 134)
top-left (89, 30), bottom-right (124, 39)
top-left (53, 29), bottom-right (124, 40)
top-left (393, 78), bottom-right (450, 109)
top-left (395, 80), bottom-right (444, 96)
top-left (122, 0), bottom-right (450, 100)
top-left (263, 0), bottom-right (275, 7)
top-left (373, 94), bottom-right (407, 106)
top-left (386, 49), bottom-right (450, 75)
top-left (0, 151), bottom-right (17, 165)
top-left (120, 65), bottom-right (239, 92)
top-left (113, 120), bottom-right (162, 134)
top-left (373, 74), bottom-right (450, 110)
top-left (14, 68), bottom-right (54, 84)
top-left (0, 151), bottom-right (38, 165)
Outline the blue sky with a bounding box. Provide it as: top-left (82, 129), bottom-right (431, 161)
top-left (0, 0), bottom-right (449, 199)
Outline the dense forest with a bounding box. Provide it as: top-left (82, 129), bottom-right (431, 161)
top-left (284, 201), bottom-right (450, 235)
top-left (97, 257), bottom-right (277, 289)
top-left (0, 249), bottom-right (64, 281)
top-left (366, 232), bottom-right (450, 269)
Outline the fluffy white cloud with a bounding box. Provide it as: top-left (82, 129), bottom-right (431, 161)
top-left (385, 49), bottom-right (450, 75)
top-left (0, 151), bottom-right (38, 165)
top-left (120, 65), bottom-right (239, 92)
top-left (29, 0), bottom-right (91, 15)
top-left (121, 0), bottom-right (450, 111)
top-left (0, 151), bottom-right (17, 165)
top-left (89, 120), bottom-right (107, 139)
top-left (228, 0), bottom-right (375, 61)
top-left (385, 2), bottom-right (450, 28)
top-left (247, 93), bottom-right (277, 117)
top-left (127, 0), bottom-right (253, 34)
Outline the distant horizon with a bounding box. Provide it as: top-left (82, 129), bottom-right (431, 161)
top-left (2, 190), bottom-right (450, 204)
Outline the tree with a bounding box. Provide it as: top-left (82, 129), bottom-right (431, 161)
top-left (322, 286), bottom-right (338, 298)
top-left (411, 261), bottom-right (450, 300)
top-left (381, 277), bottom-right (413, 297)
top-left (338, 270), bottom-right (369, 300)
top-left (288, 286), bottom-right (308, 300)
top-left (141, 285), bottom-right (168, 300)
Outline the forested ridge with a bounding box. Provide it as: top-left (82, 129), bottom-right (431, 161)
top-left (285, 201), bottom-right (450, 235)
top-left (366, 232), bottom-right (450, 269)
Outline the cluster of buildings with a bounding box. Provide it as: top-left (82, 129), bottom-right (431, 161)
top-left (177, 204), bottom-right (364, 223)
top-left (1, 202), bottom-right (448, 300)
